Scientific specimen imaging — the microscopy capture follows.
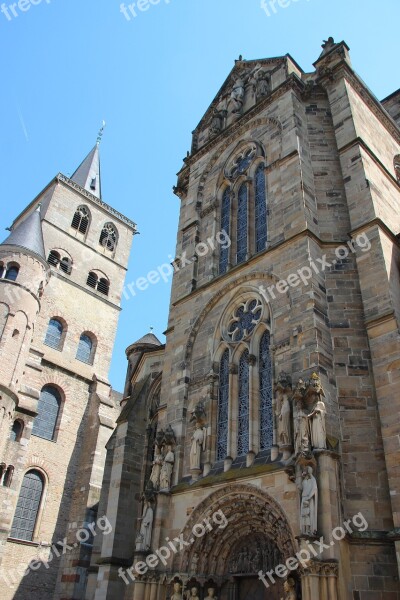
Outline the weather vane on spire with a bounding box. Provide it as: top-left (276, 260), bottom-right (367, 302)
top-left (97, 120), bottom-right (106, 145)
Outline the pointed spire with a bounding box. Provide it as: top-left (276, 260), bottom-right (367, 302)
top-left (70, 144), bottom-right (102, 199)
top-left (1, 205), bottom-right (46, 261)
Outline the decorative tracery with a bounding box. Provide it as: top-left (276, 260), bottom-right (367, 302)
top-left (237, 350), bottom-right (250, 456)
top-left (259, 330), bottom-right (273, 450)
top-left (227, 298), bottom-right (262, 342)
top-left (219, 188), bottom-right (231, 275)
top-left (217, 349), bottom-right (229, 460)
top-left (255, 164), bottom-right (268, 252)
top-left (236, 183), bottom-right (248, 265)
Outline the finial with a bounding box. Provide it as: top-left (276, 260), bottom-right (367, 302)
top-left (35, 203), bottom-right (42, 213)
top-left (149, 326), bottom-right (154, 333)
top-left (97, 120), bottom-right (106, 146)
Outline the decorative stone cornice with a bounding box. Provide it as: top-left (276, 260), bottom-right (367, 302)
top-left (57, 174), bottom-right (137, 231)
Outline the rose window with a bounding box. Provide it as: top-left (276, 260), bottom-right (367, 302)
top-left (227, 298), bottom-right (262, 341)
top-left (229, 146), bottom-right (257, 179)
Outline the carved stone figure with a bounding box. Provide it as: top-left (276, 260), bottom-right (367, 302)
top-left (190, 423), bottom-right (207, 470)
top-left (300, 466), bottom-right (318, 536)
top-left (256, 70), bottom-right (270, 99)
top-left (187, 587), bottom-right (200, 600)
top-left (308, 399), bottom-right (327, 449)
top-left (294, 401), bottom-right (310, 455)
top-left (279, 394), bottom-right (292, 446)
top-left (228, 76), bottom-right (245, 115)
top-left (149, 446), bottom-right (163, 488)
top-left (281, 577), bottom-right (297, 600)
top-left (209, 101), bottom-right (227, 137)
top-left (160, 445), bottom-right (175, 490)
top-left (135, 500), bottom-right (153, 551)
top-left (204, 589), bottom-right (217, 599)
top-left (171, 582), bottom-right (183, 600)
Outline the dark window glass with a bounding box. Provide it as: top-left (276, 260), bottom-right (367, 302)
top-left (217, 349), bottom-right (230, 460)
top-left (236, 183), bottom-right (248, 264)
top-left (255, 164), bottom-right (268, 252)
top-left (10, 420), bottom-right (23, 442)
top-left (0, 262), bottom-right (4, 278)
top-left (71, 206), bottom-right (89, 234)
top-left (99, 224), bottom-right (117, 252)
top-left (5, 266), bottom-right (19, 281)
top-left (97, 278), bottom-right (109, 296)
top-left (76, 334), bottom-right (93, 364)
top-left (219, 188), bottom-right (231, 275)
top-left (237, 350), bottom-right (250, 456)
top-left (47, 250), bottom-right (60, 267)
top-left (32, 386), bottom-right (61, 441)
top-left (3, 465), bottom-right (14, 487)
top-left (259, 331), bottom-right (273, 450)
top-left (87, 272), bottom-right (98, 289)
top-left (10, 470), bottom-right (44, 541)
top-left (44, 319), bottom-right (63, 350)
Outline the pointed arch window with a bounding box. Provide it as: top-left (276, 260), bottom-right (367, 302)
top-left (76, 333), bottom-right (94, 364)
top-left (71, 206), bottom-right (90, 234)
top-left (32, 385), bottom-right (61, 441)
top-left (236, 183), bottom-right (248, 264)
top-left (255, 164), bottom-right (268, 252)
top-left (237, 349), bottom-right (250, 456)
top-left (10, 470), bottom-right (44, 541)
top-left (44, 318), bottom-right (64, 350)
top-left (219, 188), bottom-right (231, 275)
top-left (217, 349), bottom-right (230, 460)
top-left (259, 330), bottom-right (273, 450)
top-left (99, 223), bottom-right (117, 252)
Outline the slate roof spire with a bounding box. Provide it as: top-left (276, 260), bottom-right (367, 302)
top-left (1, 204), bottom-right (46, 261)
top-left (70, 122), bottom-right (105, 199)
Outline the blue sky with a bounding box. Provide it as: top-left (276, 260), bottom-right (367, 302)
top-left (1, 0), bottom-right (398, 390)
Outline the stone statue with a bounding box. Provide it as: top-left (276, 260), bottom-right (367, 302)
top-left (204, 589), bottom-right (217, 599)
top-left (300, 467), bottom-right (318, 536)
top-left (294, 401), bottom-right (309, 455)
top-left (149, 446), bottom-right (163, 489)
top-left (187, 587), bottom-right (200, 600)
top-left (228, 76), bottom-right (245, 114)
top-left (280, 577), bottom-right (297, 600)
top-left (135, 500), bottom-right (153, 551)
top-left (308, 399), bottom-right (327, 449)
top-left (190, 423), bottom-right (207, 470)
top-left (209, 101), bottom-right (226, 137)
top-left (279, 394), bottom-right (292, 446)
top-left (171, 582), bottom-right (183, 600)
top-left (160, 445), bottom-right (175, 490)
top-left (256, 70), bottom-right (270, 98)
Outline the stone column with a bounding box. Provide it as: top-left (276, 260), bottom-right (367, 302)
top-left (133, 580), bottom-right (146, 600)
top-left (149, 581), bottom-right (158, 600)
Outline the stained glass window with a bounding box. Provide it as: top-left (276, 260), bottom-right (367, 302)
top-left (219, 188), bottom-right (231, 275)
top-left (44, 318), bottom-right (63, 350)
top-left (236, 183), bottom-right (248, 265)
top-left (10, 470), bottom-right (44, 541)
top-left (76, 334), bottom-right (93, 364)
top-left (259, 331), bottom-right (273, 450)
top-left (228, 299), bottom-right (262, 342)
top-left (255, 164), bottom-right (268, 252)
top-left (32, 385), bottom-right (61, 441)
top-left (237, 350), bottom-right (250, 456)
top-left (217, 349), bottom-right (229, 460)
top-left (229, 147), bottom-right (256, 179)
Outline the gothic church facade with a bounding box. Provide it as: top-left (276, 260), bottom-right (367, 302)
top-left (87, 39), bottom-right (400, 600)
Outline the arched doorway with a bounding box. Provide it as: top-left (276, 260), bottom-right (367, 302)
top-left (175, 483), bottom-right (300, 600)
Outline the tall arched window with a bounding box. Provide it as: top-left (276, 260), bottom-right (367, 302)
top-left (32, 385), bottom-right (61, 441)
top-left (76, 333), bottom-right (94, 364)
top-left (5, 265), bottom-right (19, 281)
top-left (44, 318), bottom-right (64, 350)
top-left (237, 349), bottom-right (250, 456)
top-left (219, 188), bottom-right (231, 275)
top-left (97, 277), bottom-right (109, 295)
top-left (259, 330), bottom-right (273, 450)
top-left (87, 271), bottom-right (98, 289)
top-left (71, 206), bottom-right (90, 234)
top-left (236, 183), bottom-right (248, 265)
top-left (255, 164), bottom-right (268, 252)
top-left (217, 349), bottom-right (230, 460)
top-left (99, 223), bottom-right (117, 252)
top-left (10, 420), bottom-right (23, 442)
top-left (48, 250), bottom-right (60, 267)
top-left (10, 470), bottom-right (44, 541)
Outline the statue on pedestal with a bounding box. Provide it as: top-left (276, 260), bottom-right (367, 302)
top-left (300, 466), bottom-right (318, 536)
top-left (171, 582), bottom-right (183, 600)
top-left (280, 577), bottom-right (297, 600)
top-left (160, 444), bottom-right (175, 491)
top-left (135, 499), bottom-right (154, 551)
top-left (204, 588), bottom-right (217, 599)
top-left (149, 446), bottom-right (163, 489)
